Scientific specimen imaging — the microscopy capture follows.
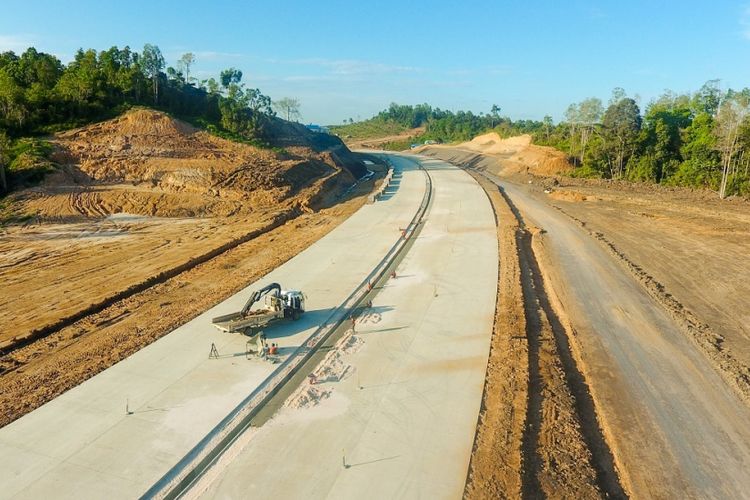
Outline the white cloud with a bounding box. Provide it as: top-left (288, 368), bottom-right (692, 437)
top-left (190, 50), bottom-right (245, 61)
top-left (0, 34), bottom-right (37, 53)
top-left (283, 74), bottom-right (342, 82)
top-left (487, 65), bottom-right (514, 76)
top-left (741, 5), bottom-right (750, 39)
top-left (289, 57), bottom-right (421, 76)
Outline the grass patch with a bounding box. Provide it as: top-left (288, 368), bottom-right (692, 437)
top-left (6, 138), bottom-right (56, 190)
top-left (330, 119), bottom-right (407, 140)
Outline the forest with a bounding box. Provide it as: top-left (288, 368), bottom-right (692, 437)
top-left (1, 43), bottom-right (748, 198)
top-left (0, 45), bottom-right (275, 192)
top-left (538, 83), bottom-right (750, 198)
top-left (337, 83), bottom-right (750, 198)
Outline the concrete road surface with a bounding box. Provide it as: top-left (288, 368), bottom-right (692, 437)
top-left (197, 155), bottom-right (498, 499)
top-left (0, 158), bottom-right (427, 499)
top-left (488, 172), bottom-right (750, 499)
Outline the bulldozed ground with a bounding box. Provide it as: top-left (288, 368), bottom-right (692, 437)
top-left (0, 109), bottom-right (378, 426)
top-left (421, 136), bottom-right (750, 401)
top-left (419, 135), bottom-right (750, 498)
top-left (463, 171), bottom-right (622, 499)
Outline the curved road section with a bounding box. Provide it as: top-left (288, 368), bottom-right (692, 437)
top-left (0, 158), bottom-right (433, 498)
top-left (195, 155), bottom-right (498, 498)
top-left (485, 171), bottom-right (750, 499)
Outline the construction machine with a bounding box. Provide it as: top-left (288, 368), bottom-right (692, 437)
top-left (211, 282), bottom-right (305, 335)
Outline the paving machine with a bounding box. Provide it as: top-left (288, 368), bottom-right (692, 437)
top-left (211, 282), bottom-right (306, 335)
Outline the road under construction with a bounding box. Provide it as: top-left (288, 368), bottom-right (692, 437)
top-left (3, 152), bottom-right (750, 499)
top-left (0, 154), bottom-right (499, 499)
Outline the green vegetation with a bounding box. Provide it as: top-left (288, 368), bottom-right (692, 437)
top-left (330, 102), bottom-right (542, 146)
top-left (0, 45), bottom-right (278, 194)
top-left (0, 134), bottom-right (55, 192)
top-left (330, 119), bottom-right (408, 140)
top-left (537, 82), bottom-right (750, 198)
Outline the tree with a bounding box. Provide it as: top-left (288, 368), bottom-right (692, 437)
top-left (166, 66), bottom-right (182, 82)
top-left (542, 115), bottom-right (553, 141)
top-left (0, 68), bottom-right (27, 129)
top-left (715, 91), bottom-right (750, 198)
top-left (141, 44), bottom-right (164, 104)
top-left (274, 97), bottom-right (301, 122)
top-left (220, 68), bottom-right (242, 89)
top-left (245, 87), bottom-right (275, 135)
top-left (693, 79), bottom-right (722, 117)
top-left (631, 92), bottom-right (693, 182)
top-left (177, 52), bottom-right (195, 85)
top-left (672, 112), bottom-right (720, 188)
top-left (564, 98), bottom-right (603, 165)
top-left (602, 97), bottom-right (642, 178)
top-left (490, 104), bottom-right (501, 127)
top-left (608, 87), bottom-right (627, 107)
top-left (201, 77), bottom-right (220, 94)
top-left (0, 131), bottom-right (10, 192)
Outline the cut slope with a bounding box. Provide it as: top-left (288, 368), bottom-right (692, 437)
top-left (0, 108), bottom-right (369, 355)
top-left (15, 108), bottom-right (357, 220)
top-left (419, 133), bottom-right (572, 177)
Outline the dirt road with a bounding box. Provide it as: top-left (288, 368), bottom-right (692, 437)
top-left (482, 169), bottom-right (750, 498)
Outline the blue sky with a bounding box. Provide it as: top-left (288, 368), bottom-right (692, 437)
top-left (2, 0), bottom-right (750, 125)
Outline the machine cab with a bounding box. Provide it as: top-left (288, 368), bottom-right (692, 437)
top-left (281, 290), bottom-right (305, 318)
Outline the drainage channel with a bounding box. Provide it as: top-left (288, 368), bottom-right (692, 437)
top-left (143, 153), bottom-right (432, 500)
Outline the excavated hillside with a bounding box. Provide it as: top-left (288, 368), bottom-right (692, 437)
top-left (0, 109), bottom-right (383, 425)
top-left (6, 109), bottom-right (360, 219)
top-left (0, 108), bottom-right (368, 354)
top-left (416, 133), bottom-right (573, 177)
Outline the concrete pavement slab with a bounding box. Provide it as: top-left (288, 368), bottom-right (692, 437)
top-left (0, 158), bottom-right (426, 499)
top-left (199, 155), bottom-right (498, 499)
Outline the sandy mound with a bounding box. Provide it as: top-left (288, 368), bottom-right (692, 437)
top-left (12, 109), bottom-right (357, 219)
top-left (463, 133), bottom-right (532, 154)
top-left (547, 190), bottom-right (593, 202)
top-left (424, 133), bottom-right (572, 177)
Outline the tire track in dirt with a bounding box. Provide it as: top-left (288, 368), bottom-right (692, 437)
top-left (551, 205), bottom-right (750, 407)
top-left (463, 169), bottom-right (626, 499)
top-left (462, 170), bottom-right (527, 499)
top-left (0, 179), bottom-right (378, 427)
top-left (0, 208), bottom-right (299, 356)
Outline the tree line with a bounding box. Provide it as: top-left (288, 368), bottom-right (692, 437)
top-left (0, 45), bottom-right (311, 193)
top-left (538, 82), bottom-right (750, 198)
top-left (346, 83), bottom-right (750, 198)
top-left (0, 45), bottom-right (281, 140)
top-left (337, 102), bottom-right (539, 144)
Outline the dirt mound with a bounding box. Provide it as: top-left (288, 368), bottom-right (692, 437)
top-left (421, 133), bottom-right (572, 177)
top-left (57, 108), bottom-right (199, 139)
top-left (9, 108), bottom-right (358, 220)
top-left (464, 133), bottom-right (532, 153)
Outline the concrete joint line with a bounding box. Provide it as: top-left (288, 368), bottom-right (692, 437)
top-left (141, 157), bottom-right (433, 500)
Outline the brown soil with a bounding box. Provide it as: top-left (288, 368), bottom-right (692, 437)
top-left (545, 182), bottom-right (750, 404)
top-left (422, 143), bottom-right (750, 408)
top-left (0, 109), bottom-right (378, 426)
top-left (0, 193), bottom-right (371, 427)
top-left (463, 172), bottom-right (528, 499)
top-left (464, 171), bottom-right (620, 499)
top-left (343, 126), bottom-right (426, 150)
top-left (423, 139), bottom-right (750, 497)
top-left (416, 133), bottom-right (572, 177)
top-left (0, 109), bottom-right (364, 352)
